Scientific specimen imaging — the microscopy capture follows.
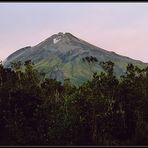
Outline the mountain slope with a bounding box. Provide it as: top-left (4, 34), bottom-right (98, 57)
top-left (3, 32), bottom-right (148, 85)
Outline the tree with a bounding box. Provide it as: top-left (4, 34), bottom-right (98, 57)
top-left (82, 56), bottom-right (98, 79)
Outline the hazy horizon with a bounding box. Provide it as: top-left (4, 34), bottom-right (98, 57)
top-left (1, 2), bottom-right (148, 63)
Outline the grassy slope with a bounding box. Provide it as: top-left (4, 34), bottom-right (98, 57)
top-left (32, 54), bottom-right (148, 86)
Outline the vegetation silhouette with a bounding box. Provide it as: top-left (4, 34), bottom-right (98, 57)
top-left (0, 58), bottom-right (148, 146)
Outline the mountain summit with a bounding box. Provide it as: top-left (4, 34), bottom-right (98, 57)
top-left (4, 32), bottom-right (148, 85)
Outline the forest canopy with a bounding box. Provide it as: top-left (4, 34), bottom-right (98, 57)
top-left (0, 59), bottom-right (148, 146)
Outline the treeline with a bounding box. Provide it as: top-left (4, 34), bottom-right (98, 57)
top-left (0, 60), bottom-right (148, 146)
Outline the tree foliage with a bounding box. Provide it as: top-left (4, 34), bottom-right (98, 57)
top-left (0, 60), bottom-right (147, 146)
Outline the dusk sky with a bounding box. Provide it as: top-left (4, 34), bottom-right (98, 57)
top-left (0, 3), bottom-right (148, 62)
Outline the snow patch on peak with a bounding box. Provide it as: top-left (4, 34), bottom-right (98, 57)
top-left (53, 38), bottom-right (61, 44)
top-left (53, 32), bottom-right (65, 44)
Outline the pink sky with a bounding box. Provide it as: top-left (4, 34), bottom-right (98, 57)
top-left (0, 3), bottom-right (148, 62)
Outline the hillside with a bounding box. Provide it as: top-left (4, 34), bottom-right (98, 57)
top-left (3, 32), bottom-right (148, 85)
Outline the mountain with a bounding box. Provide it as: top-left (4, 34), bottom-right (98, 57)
top-left (3, 32), bottom-right (148, 85)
